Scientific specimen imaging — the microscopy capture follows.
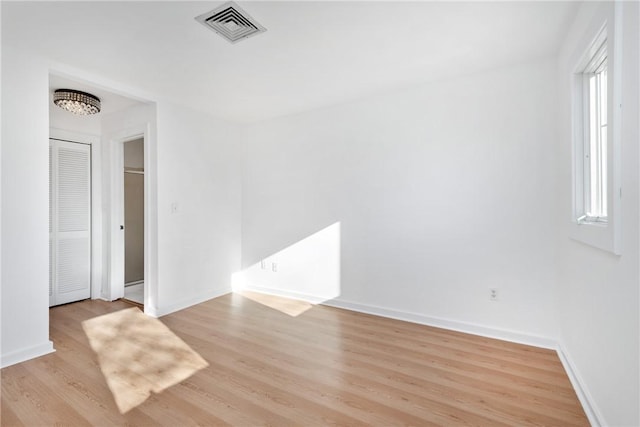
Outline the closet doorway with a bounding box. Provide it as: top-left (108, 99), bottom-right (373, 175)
top-left (123, 138), bottom-right (144, 305)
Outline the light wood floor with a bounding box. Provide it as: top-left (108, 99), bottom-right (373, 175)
top-left (1, 293), bottom-right (589, 426)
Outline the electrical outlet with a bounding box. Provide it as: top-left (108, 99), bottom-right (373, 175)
top-left (489, 288), bottom-right (499, 301)
top-left (271, 262), bottom-right (278, 272)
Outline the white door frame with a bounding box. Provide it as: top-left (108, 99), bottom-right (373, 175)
top-left (107, 125), bottom-right (152, 309)
top-left (49, 128), bottom-right (102, 301)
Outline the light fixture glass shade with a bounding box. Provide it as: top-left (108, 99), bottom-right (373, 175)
top-left (53, 89), bottom-right (101, 115)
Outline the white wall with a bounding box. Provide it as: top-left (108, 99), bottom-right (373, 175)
top-left (155, 102), bottom-right (242, 315)
top-left (1, 46), bottom-right (54, 366)
top-left (242, 58), bottom-right (561, 345)
top-left (241, 222), bottom-right (341, 303)
top-left (0, 2), bottom-right (3, 362)
top-left (556, 2), bottom-right (639, 426)
top-left (92, 91), bottom-right (243, 317)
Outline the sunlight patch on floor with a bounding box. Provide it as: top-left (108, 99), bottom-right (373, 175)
top-left (237, 290), bottom-right (314, 317)
top-left (82, 307), bottom-right (208, 413)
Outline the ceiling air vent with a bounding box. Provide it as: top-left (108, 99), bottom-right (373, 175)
top-left (195, 2), bottom-right (266, 44)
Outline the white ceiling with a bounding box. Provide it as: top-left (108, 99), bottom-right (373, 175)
top-left (4, 1), bottom-right (579, 123)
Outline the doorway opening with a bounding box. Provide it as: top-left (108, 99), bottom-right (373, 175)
top-left (123, 138), bottom-right (145, 306)
top-left (49, 71), bottom-right (158, 319)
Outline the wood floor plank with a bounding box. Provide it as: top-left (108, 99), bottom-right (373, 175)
top-left (168, 294), bottom-right (587, 425)
top-left (190, 297), bottom-right (579, 398)
top-left (176, 329), bottom-right (511, 426)
top-left (166, 306), bottom-right (585, 426)
top-left (23, 335), bottom-right (217, 426)
top-left (1, 293), bottom-right (589, 426)
top-left (1, 364), bottom-right (92, 426)
top-left (0, 396), bottom-right (24, 427)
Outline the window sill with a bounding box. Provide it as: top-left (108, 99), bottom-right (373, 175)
top-left (576, 218), bottom-right (608, 227)
top-left (569, 219), bottom-right (620, 255)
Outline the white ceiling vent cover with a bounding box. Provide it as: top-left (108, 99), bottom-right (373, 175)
top-left (196, 2), bottom-right (266, 44)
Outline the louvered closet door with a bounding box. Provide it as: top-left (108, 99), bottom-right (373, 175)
top-left (49, 140), bottom-right (91, 307)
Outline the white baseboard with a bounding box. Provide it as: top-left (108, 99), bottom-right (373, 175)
top-left (125, 280), bottom-right (144, 287)
top-left (321, 297), bottom-right (557, 350)
top-left (148, 287), bottom-right (230, 318)
top-left (240, 284), bottom-right (334, 305)
top-left (556, 343), bottom-right (605, 427)
top-left (149, 285), bottom-right (601, 426)
top-left (321, 298), bottom-right (603, 425)
top-left (1, 341), bottom-right (55, 368)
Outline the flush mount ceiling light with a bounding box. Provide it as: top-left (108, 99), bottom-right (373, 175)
top-left (195, 1), bottom-right (266, 44)
top-left (53, 89), bottom-right (101, 115)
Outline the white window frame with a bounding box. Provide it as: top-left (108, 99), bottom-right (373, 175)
top-left (569, 3), bottom-right (622, 255)
top-left (577, 31), bottom-right (608, 224)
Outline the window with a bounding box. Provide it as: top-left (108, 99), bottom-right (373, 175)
top-left (579, 38), bottom-right (608, 223)
top-left (570, 18), bottom-right (620, 255)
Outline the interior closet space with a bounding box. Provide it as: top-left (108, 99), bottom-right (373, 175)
top-left (123, 138), bottom-right (144, 305)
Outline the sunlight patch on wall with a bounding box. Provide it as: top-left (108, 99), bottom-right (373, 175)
top-left (234, 222), bottom-right (341, 315)
top-left (81, 307), bottom-right (208, 413)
